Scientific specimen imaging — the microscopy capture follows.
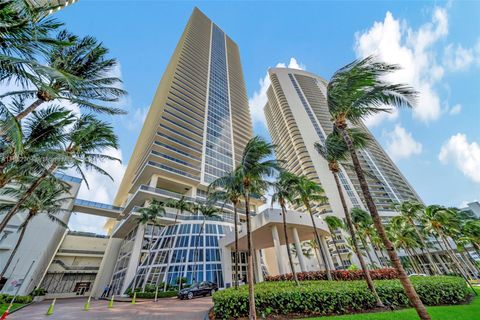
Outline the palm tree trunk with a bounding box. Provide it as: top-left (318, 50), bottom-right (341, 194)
top-left (280, 204), bottom-right (299, 285)
top-left (305, 203), bottom-right (332, 280)
top-left (163, 210), bottom-right (180, 292)
top-left (0, 212), bottom-right (32, 279)
top-left (360, 235), bottom-right (374, 267)
top-left (410, 219), bottom-right (440, 275)
top-left (440, 234), bottom-right (471, 280)
top-left (192, 218), bottom-right (206, 283)
top-left (312, 242), bottom-right (323, 269)
top-left (329, 226), bottom-right (344, 269)
top-left (244, 191), bottom-right (257, 320)
top-left (368, 237), bottom-right (382, 268)
top-left (233, 203), bottom-right (240, 289)
top-left (338, 126), bottom-right (431, 320)
top-left (332, 172), bottom-right (383, 307)
top-left (16, 98), bottom-right (44, 121)
top-left (0, 165), bottom-right (52, 233)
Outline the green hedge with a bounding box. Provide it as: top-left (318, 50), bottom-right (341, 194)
top-left (0, 294), bottom-right (32, 304)
top-left (212, 276), bottom-right (471, 319)
top-left (127, 290), bottom-right (177, 299)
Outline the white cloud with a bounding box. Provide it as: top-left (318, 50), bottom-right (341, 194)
top-left (249, 58), bottom-right (305, 126)
top-left (123, 105), bottom-right (148, 131)
top-left (444, 43), bottom-right (474, 71)
top-left (354, 7), bottom-right (448, 124)
top-left (68, 147), bottom-right (127, 234)
top-left (384, 124), bottom-right (423, 160)
top-left (439, 133), bottom-right (480, 183)
top-left (448, 103), bottom-right (462, 115)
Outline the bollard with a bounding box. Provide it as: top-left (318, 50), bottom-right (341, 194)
top-left (46, 298), bottom-right (56, 315)
top-left (108, 295), bottom-right (114, 308)
top-left (0, 304), bottom-right (12, 320)
top-left (84, 296), bottom-right (91, 311)
top-left (131, 292), bottom-right (136, 304)
top-left (154, 286), bottom-right (158, 302)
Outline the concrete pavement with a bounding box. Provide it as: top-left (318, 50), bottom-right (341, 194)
top-left (10, 297), bottom-right (213, 320)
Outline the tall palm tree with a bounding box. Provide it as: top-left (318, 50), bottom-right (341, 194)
top-left (421, 205), bottom-right (471, 279)
top-left (387, 217), bottom-right (425, 274)
top-left (271, 170), bottom-right (299, 285)
top-left (0, 104), bottom-right (75, 188)
top-left (192, 204), bottom-right (220, 283)
top-left (351, 208), bottom-right (377, 267)
top-left (0, 176), bottom-right (70, 279)
top-left (314, 131), bottom-right (383, 306)
top-left (208, 169), bottom-right (243, 289)
top-left (0, 1), bottom-right (67, 87)
top-left (392, 201), bottom-right (441, 275)
top-left (0, 113), bottom-right (120, 233)
top-left (162, 196), bottom-right (191, 290)
top-left (291, 175), bottom-right (333, 280)
top-left (2, 30), bottom-right (127, 120)
top-left (324, 215), bottom-right (346, 270)
top-left (137, 200), bottom-right (165, 290)
top-left (327, 56), bottom-right (430, 319)
top-left (236, 136), bottom-right (279, 320)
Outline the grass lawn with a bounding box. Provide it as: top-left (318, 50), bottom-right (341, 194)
top-left (308, 288), bottom-right (480, 320)
top-left (0, 303), bottom-right (25, 314)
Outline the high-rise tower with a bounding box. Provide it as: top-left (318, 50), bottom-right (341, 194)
top-left (264, 68), bottom-right (422, 267)
top-left (95, 8), bottom-right (255, 296)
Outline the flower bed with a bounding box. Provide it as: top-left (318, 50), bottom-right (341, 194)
top-left (264, 268), bottom-right (398, 282)
top-left (212, 276), bottom-right (471, 319)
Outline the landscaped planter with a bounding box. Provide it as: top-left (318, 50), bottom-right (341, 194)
top-left (212, 276), bottom-right (472, 319)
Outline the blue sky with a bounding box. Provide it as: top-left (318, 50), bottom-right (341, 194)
top-left (57, 1), bottom-right (480, 233)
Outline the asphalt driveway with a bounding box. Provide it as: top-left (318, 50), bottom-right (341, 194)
top-left (10, 296), bottom-right (213, 320)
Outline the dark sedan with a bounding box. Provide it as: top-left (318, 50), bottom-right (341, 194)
top-left (177, 281), bottom-right (218, 300)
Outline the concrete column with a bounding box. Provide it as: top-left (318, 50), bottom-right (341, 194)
top-left (149, 174), bottom-right (158, 188)
top-left (320, 236), bottom-right (335, 271)
top-left (91, 237), bottom-right (122, 297)
top-left (292, 228), bottom-right (306, 272)
top-left (254, 250), bottom-right (264, 282)
top-left (221, 246), bottom-right (233, 288)
top-left (271, 225), bottom-right (285, 275)
top-left (120, 224), bottom-right (145, 294)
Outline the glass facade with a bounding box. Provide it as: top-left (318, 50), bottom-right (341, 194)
top-left (132, 220), bottom-right (232, 291)
top-left (203, 24), bottom-right (234, 183)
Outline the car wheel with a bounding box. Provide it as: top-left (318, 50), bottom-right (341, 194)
top-left (210, 289), bottom-right (216, 296)
top-left (187, 292), bottom-right (194, 300)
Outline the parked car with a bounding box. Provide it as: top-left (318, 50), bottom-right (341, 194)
top-left (177, 281), bottom-right (218, 300)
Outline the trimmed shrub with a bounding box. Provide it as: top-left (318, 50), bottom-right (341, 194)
top-left (127, 290), bottom-right (177, 299)
top-left (0, 294), bottom-right (32, 304)
top-left (264, 268), bottom-right (398, 282)
top-left (212, 276), bottom-right (471, 319)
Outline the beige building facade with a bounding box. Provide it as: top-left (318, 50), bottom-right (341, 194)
top-left (264, 68), bottom-right (423, 268)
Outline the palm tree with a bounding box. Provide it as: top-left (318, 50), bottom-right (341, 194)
top-left (0, 104), bottom-right (75, 188)
top-left (271, 170), bottom-right (300, 285)
top-left (208, 169), bottom-right (243, 289)
top-left (351, 208), bottom-right (377, 267)
top-left (137, 200), bottom-right (165, 290)
top-left (324, 215), bottom-right (346, 270)
top-left (392, 201), bottom-right (441, 275)
top-left (291, 175), bottom-right (333, 280)
top-left (291, 242), bottom-right (314, 260)
top-left (0, 113), bottom-right (120, 233)
top-left (0, 176), bottom-right (70, 279)
top-left (2, 30), bottom-right (126, 120)
top-left (387, 217), bottom-right (425, 274)
top-left (422, 205), bottom-right (472, 279)
top-left (327, 56), bottom-right (430, 319)
top-left (236, 136), bottom-right (279, 320)
top-left (0, 1), bottom-right (67, 87)
top-left (314, 131), bottom-right (383, 306)
top-left (192, 204), bottom-right (220, 283)
top-left (162, 196), bottom-right (191, 290)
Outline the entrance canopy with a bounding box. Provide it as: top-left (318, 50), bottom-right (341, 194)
top-left (220, 208), bottom-right (330, 251)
